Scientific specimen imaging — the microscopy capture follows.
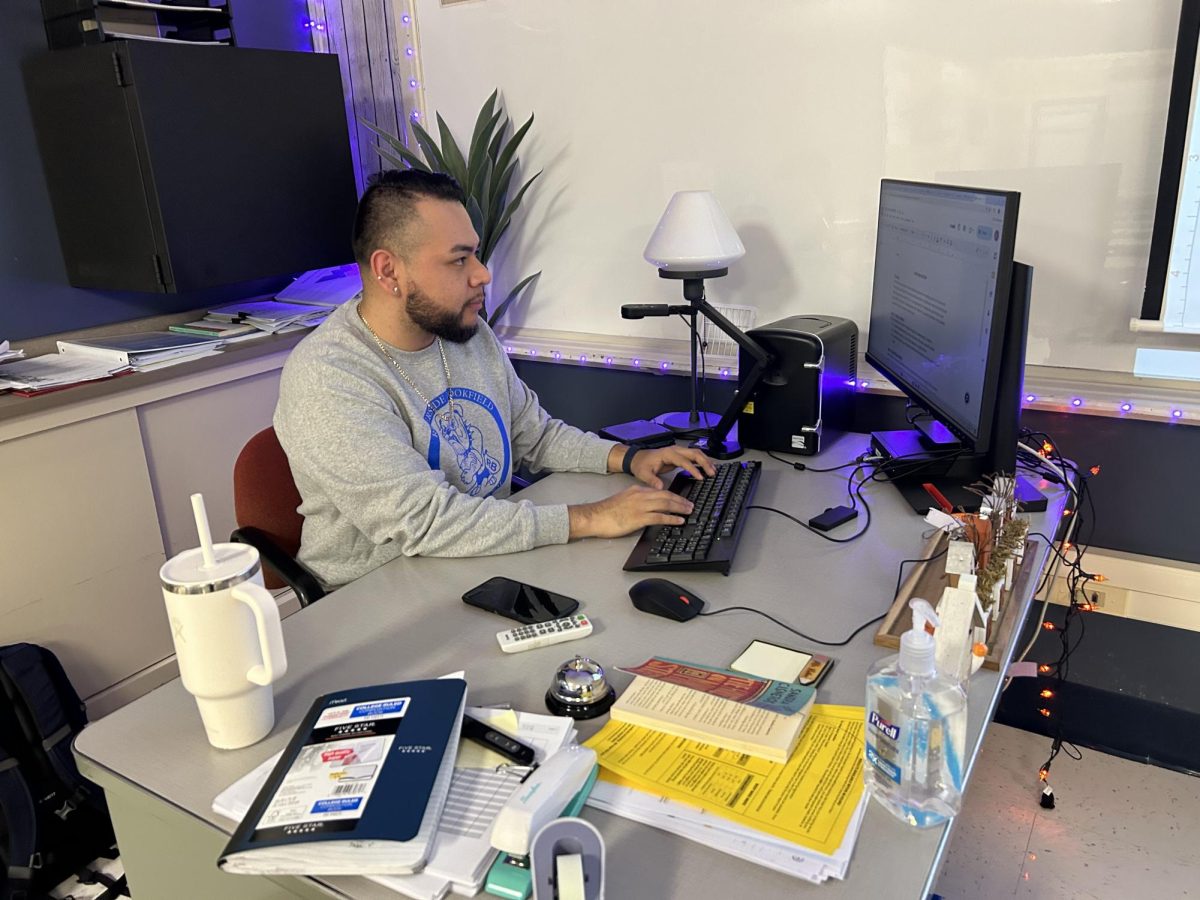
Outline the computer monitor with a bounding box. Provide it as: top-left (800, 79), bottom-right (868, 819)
top-left (864, 179), bottom-right (1045, 513)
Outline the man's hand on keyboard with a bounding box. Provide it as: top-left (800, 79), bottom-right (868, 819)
top-left (567, 486), bottom-right (695, 539)
top-left (629, 446), bottom-right (718, 490)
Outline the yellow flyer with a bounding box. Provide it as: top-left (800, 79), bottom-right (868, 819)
top-left (584, 703), bottom-right (865, 855)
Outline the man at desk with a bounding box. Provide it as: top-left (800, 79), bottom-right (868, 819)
top-left (275, 169), bottom-right (714, 586)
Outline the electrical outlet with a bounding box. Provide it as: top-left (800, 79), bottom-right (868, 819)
top-left (1047, 578), bottom-right (1129, 616)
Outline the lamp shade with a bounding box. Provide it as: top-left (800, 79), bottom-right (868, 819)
top-left (643, 191), bottom-right (746, 271)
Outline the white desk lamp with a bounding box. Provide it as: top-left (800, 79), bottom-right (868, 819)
top-left (622, 191), bottom-right (772, 459)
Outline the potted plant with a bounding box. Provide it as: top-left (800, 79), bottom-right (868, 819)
top-left (363, 90), bottom-right (541, 326)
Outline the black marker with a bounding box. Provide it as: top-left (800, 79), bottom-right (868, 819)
top-left (461, 714), bottom-right (536, 767)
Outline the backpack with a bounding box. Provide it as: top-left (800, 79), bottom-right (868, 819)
top-left (0, 643), bottom-right (123, 900)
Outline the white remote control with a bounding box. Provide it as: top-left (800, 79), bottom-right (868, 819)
top-left (497, 615), bottom-right (593, 653)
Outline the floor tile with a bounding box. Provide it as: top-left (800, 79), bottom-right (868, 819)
top-left (1015, 813), bottom-right (1200, 899)
top-left (936, 724), bottom-right (1035, 899)
top-left (937, 721), bottom-right (1200, 900)
top-left (1033, 743), bottom-right (1200, 865)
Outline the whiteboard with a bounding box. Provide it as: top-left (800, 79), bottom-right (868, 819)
top-left (414, 0), bottom-right (1181, 372)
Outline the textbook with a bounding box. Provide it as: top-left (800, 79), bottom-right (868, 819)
top-left (608, 675), bottom-right (815, 763)
top-left (217, 678), bottom-right (467, 876)
top-left (168, 319), bottom-right (260, 339)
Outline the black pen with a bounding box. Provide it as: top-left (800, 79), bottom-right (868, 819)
top-left (460, 713), bottom-right (537, 767)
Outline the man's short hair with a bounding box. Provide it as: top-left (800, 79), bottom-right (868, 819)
top-left (352, 169), bottom-right (467, 266)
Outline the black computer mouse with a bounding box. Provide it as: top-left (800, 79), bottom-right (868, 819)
top-left (628, 578), bottom-right (705, 622)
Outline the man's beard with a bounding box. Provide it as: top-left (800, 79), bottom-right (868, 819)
top-left (406, 281), bottom-right (480, 344)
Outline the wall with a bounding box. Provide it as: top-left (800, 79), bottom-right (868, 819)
top-left (0, 2), bottom-right (311, 342)
top-left (415, 0), bottom-right (1200, 373)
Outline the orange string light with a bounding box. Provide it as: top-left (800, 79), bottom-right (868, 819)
top-left (1042, 621), bottom-right (1055, 631)
top-left (1038, 708), bottom-right (1051, 717)
top-left (1038, 664), bottom-right (1051, 673)
top-left (1040, 689), bottom-right (1054, 698)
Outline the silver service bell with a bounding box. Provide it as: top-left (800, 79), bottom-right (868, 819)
top-left (545, 655), bottom-right (616, 719)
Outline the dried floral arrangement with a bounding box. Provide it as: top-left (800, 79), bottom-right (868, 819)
top-left (963, 475), bottom-right (1030, 632)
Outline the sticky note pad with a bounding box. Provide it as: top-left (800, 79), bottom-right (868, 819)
top-left (730, 641), bottom-right (812, 683)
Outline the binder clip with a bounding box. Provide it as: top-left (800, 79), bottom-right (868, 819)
top-left (530, 817), bottom-right (605, 900)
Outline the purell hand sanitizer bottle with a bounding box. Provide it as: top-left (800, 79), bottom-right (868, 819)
top-left (865, 599), bottom-right (967, 827)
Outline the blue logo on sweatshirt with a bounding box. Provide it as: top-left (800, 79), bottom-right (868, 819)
top-left (425, 388), bottom-right (510, 497)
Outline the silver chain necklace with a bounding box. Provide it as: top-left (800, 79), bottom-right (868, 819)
top-left (357, 305), bottom-right (452, 408)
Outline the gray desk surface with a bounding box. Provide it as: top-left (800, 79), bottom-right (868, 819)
top-left (74, 435), bottom-right (1066, 899)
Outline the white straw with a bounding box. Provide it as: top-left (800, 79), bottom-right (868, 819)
top-left (191, 492), bottom-right (217, 569)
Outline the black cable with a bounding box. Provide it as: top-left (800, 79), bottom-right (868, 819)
top-left (1019, 427), bottom-right (1098, 794)
top-left (765, 449), bottom-right (871, 473)
top-left (753, 444), bottom-right (972, 546)
top-left (696, 543), bottom-right (951, 647)
top-left (749, 501), bottom-right (870, 543)
top-left (697, 605), bottom-right (888, 647)
top-left (893, 546), bottom-right (949, 599)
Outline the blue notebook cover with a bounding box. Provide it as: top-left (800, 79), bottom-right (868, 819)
top-left (218, 678), bottom-right (466, 872)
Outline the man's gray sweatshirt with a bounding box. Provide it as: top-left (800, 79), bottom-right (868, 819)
top-left (274, 301), bottom-right (616, 585)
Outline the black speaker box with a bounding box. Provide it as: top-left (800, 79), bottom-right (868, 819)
top-left (738, 315), bottom-right (858, 456)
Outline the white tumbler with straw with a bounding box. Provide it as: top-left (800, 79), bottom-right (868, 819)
top-left (160, 494), bottom-right (288, 749)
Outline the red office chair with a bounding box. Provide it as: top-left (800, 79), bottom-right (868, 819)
top-left (230, 426), bottom-right (326, 607)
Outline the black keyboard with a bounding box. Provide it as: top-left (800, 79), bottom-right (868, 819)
top-left (623, 460), bottom-right (762, 575)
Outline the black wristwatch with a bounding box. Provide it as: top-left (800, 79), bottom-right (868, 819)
top-left (621, 445), bottom-right (640, 475)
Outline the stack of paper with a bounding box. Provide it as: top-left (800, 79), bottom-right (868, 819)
top-left (214, 707), bottom-right (577, 900)
top-left (57, 332), bottom-right (225, 372)
top-left (0, 340), bottom-right (24, 363)
top-left (276, 263), bottom-right (362, 308)
top-left (206, 299), bottom-right (332, 334)
top-left (0, 354), bottom-right (130, 396)
top-left (583, 704), bottom-right (868, 884)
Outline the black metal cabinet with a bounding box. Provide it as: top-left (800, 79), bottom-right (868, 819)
top-left (23, 41), bottom-right (357, 293)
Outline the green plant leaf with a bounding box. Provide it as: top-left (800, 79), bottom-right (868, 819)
top-left (374, 144), bottom-right (410, 171)
top-left (467, 91), bottom-right (499, 165)
top-left (467, 111), bottom-right (502, 201)
top-left (488, 271), bottom-right (541, 327)
top-left (410, 119), bottom-right (447, 173)
top-left (487, 117), bottom-right (508, 162)
top-left (472, 90), bottom-right (499, 139)
top-left (491, 114), bottom-right (534, 203)
top-left (466, 195), bottom-right (486, 245)
top-left (436, 113), bottom-right (469, 187)
top-left (486, 159), bottom-right (519, 236)
top-left (484, 170), bottom-right (541, 261)
top-left (360, 118), bottom-right (430, 171)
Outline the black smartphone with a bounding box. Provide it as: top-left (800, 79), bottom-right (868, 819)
top-left (462, 576), bottom-right (579, 624)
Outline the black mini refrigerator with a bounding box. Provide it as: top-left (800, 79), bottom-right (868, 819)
top-left (737, 315), bottom-right (858, 456)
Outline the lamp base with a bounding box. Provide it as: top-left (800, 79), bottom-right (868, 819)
top-left (655, 410), bottom-right (722, 433)
top-left (691, 432), bottom-right (745, 460)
